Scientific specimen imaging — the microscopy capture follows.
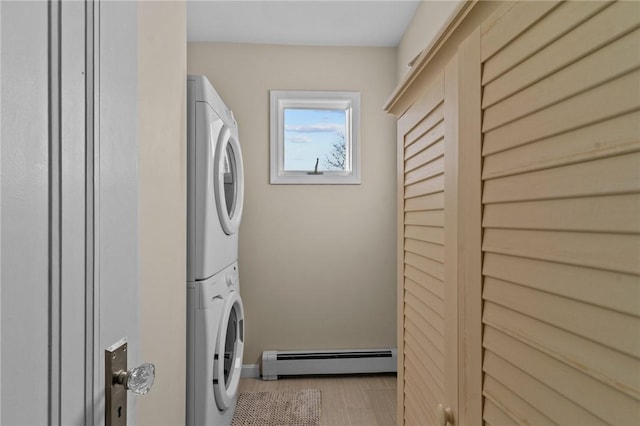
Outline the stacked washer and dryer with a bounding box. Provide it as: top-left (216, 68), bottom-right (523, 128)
top-left (186, 75), bottom-right (246, 426)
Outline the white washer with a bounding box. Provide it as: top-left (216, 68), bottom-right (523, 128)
top-left (187, 262), bottom-right (245, 426)
top-left (186, 75), bottom-right (246, 425)
top-left (187, 74), bottom-right (244, 281)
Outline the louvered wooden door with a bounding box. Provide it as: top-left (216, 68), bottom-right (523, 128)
top-left (393, 1), bottom-right (639, 424)
top-left (479, 1), bottom-right (640, 424)
top-left (398, 69), bottom-right (454, 426)
top-left (397, 43), bottom-right (482, 424)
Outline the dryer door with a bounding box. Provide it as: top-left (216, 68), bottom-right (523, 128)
top-left (214, 126), bottom-right (244, 235)
top-left (213, 290), bottom-right (245, 410)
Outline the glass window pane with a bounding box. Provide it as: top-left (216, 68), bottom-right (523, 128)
top-left (283, 108), bottom-right (347, 172)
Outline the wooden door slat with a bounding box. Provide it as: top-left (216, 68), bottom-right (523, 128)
top-left (405, 318), bottom-right (445, 371)
top-left (404, 237), bottom-right (444, 263)
top-left (483, 0), bottom-right (614, 85)
top-left (405, 290), bottom-right (445, 336)
top-left (483, 152), bottom-right (640, 204)
top-left (405, 320), bottom-right (445, 379)
top-left (484, 328), bottom-right (637, 424)
top-left (404, 225), bottom-right (445, 246)
top-left (405, 118), bottom-right (445, 159)
top-left (404, 264), bottom-right (445, 299)
top-left (482, 0), bottom-right (640, 107)
top-left (405, 140), bottom-right (445, 174)
top-left (405, 343), bottom-right (445, 398)
top-left (405, 104), bottom-right (444, 150)
top-left (483, 375), bottom-right (556, 426)
top-left (482, 110), bottom-right (640, 179)
top-left (405, 305), bottom-right (445, 350)
top-left (405, 276), bottom-right (444, 317)
top-left (405, 173), bottom-right (445, 199)
top-left (404, 371), bottom-right (438, 425)
top-left (404, 156), bottom-right (445, 186)
top-left (484, 277), bottom-right (640, 357)
top-left (480, 1), bottom-right (560, 62)
top-left (483, 253), bottom-right (640, 316)
top-left (404, 251), bottom-right (445, 281)
top-left (482, 194), bottom-right (640, 233)
top-left (404, 192), bottom-right (444, 212)
top-left (484, 301), bottom-right (640, 400)
top-left (399, 72), bottom-right (444, 132)
top-left (482, 228), bottom-right (640, 275)
top-left (483, 28), bottom-right (640, 132)
top-left (405, 209), bottom-right (445, 228)
top-left (403, 362), bottom-right (443, 407)
top-left (483, 350), bottom-right (608, 425)
top-left (483, 399), bottom-right (519, 426)
top-left (483, 70), bottom-right (640, 156)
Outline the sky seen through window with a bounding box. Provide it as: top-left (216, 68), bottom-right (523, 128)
top-left (283, 108), bottom-right (347, 171)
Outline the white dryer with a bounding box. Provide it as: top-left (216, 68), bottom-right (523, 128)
top-left (186, 75), bottom-right (246, 426)
top-left (187, 261), bottom-right (245, 426)
top-left (187, 75), bottom-right (244, 281)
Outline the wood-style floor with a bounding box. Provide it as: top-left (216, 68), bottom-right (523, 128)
top-left (238, 374), bottom-right (397, 426)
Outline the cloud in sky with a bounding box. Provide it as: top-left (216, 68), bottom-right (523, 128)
top-left (285, 123), bottom-right (344, 133)
top-left (286, 134), bottom-right (312, 144)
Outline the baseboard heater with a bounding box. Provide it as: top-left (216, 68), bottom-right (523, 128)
top-left (261, 348), bottom-right (397, 380)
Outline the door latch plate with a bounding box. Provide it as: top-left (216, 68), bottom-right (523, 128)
top-left (106, 338), bottom-right (128, 426)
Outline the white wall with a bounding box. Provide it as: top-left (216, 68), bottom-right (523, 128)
top-left (188, 43), bottom-right (398, 365)
top-left (397, 0), bottom-right (463, 81)
top-left (138, 2), bottom-right (186, 424)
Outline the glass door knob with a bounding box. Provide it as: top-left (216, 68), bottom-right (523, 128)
top-left (113, 363), bottom-right (155, 395)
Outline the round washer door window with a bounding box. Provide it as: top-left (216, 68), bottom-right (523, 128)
top-left (213, 291), bottom-right (244, 410)
top-left (214, 126), bottom-right (244, 235)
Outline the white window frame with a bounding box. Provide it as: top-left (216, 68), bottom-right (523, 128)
top-left (270, 90), bottom-right (361, 184)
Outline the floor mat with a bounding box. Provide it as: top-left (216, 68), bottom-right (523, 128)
top-left (231, 389), bottom-right (321, 426)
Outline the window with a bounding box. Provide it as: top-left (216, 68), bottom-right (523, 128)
top-left (270, 90), bottom-right (361, 184)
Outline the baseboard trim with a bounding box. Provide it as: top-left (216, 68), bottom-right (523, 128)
top-left (261, 348), bottom-right (397, 380)
top-left (241, 364), bottom-right (260, 378)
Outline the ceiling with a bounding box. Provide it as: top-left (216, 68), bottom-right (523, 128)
top-left (187, 1), bottom-right (422, 47)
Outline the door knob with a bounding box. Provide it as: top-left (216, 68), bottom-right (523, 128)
top-left (113, 362), bottom-right (155, 395)
top-left (437, 403), bottom-right (454, 426)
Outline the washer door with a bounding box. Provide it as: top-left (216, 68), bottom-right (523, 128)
top-left (214, 126), bottom-right (244, 235)
top-left (213, 291), bottom-right (245, 410)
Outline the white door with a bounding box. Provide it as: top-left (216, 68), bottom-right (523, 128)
top-left (1, 1), bottom-right (143, 424)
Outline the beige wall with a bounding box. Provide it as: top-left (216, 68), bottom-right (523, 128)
top-left (188, 43), bottom-right (398, 365)
top-left (138, 2), bottom-right (186, 425)
top-left (397, 0), bottom-right (463, 81)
